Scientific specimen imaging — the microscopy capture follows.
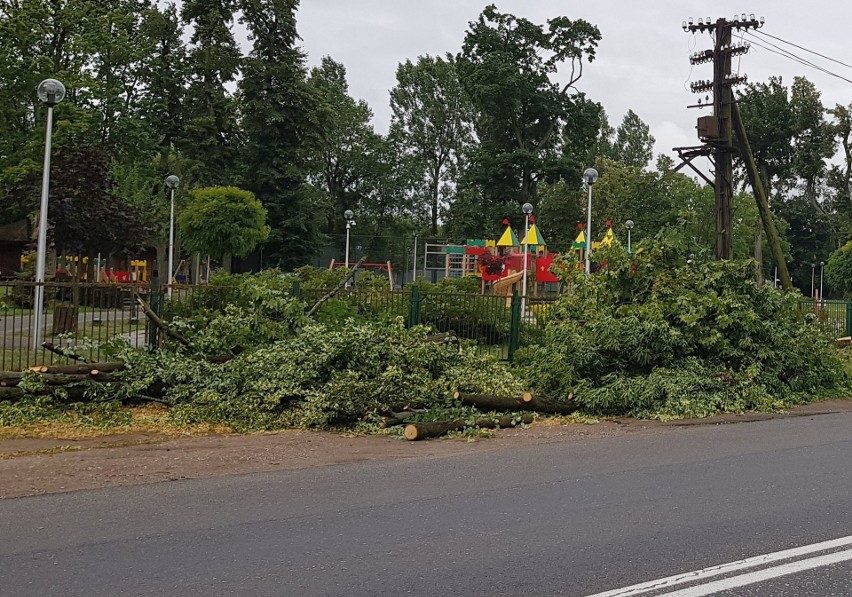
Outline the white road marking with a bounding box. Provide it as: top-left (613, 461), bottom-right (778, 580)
top-left (585, 534), bottom-right (852, 597)
top-left (661, 547), bottom-right (852, 596)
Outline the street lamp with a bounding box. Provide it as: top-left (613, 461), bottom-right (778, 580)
top-left (583, 168), bottom-right (599, 274)
top-left (344, 209), bottom-right (355, 288)
top-left (165, 175), bottom-right (180, 298)
top-left (625, 220), bottom-right (635, 253)
top-left (820, 261), bottom-right (825, 306)
top-left (811, 263), bottom-right (816, 299)
top-left (32, 78), bottom-right (66, 350)
top-left (521, 203), bottom-right (533, 315)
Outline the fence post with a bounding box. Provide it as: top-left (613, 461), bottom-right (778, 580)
top-left (508, 290), bottom-right (521, 362)
top-left (846, 300), bottom-right (852, 338)
top-left (408, 286), bottom-right (421, 328)
top-left (147, 273), bottom-right (161, 350)
top-left (291, 280), bottom-right (302, 299)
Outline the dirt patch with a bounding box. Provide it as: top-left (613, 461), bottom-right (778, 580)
top-left (1, 399), bottom-right (850, 499)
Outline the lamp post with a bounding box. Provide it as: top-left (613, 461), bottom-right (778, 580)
top-left (820, 261), bottom-right (825, 306)
top-left (164, 175), bottom-right (180, 298)
top-left (583, 168), bottom-right (599, 274)
top-left (344, 209), bottom-right (355, 288)
top-left (32, 79), bottom-right (66, 351)
top-left (625, 219), bottom-right (634, 253)
top-left (521, 203), bottom-right (533, 315)
top-left (811, 263), bottom-right (816, 299)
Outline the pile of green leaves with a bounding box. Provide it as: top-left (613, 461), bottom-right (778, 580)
top-left (114, 319), bottom-right (524, 431)
top-left (516, 241), bottom-right (849, 418)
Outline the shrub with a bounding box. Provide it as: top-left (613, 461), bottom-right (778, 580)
top-left (516, 242), bottom-right (849, 418)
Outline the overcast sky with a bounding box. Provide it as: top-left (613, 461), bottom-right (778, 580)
top-left (289, 1), bottom-right (852, 170)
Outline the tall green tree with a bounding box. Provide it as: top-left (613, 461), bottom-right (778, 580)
top-left (306, 56), bottom-right (383, 236)
top-left (389, 54), bottom-right (473, 236)
top-left (180, 0), bottom-right (240, 185)
top-left (611, 110), bottom-right (655, 169)
top-left (790, 77), bottom-right (835, 210)
top-left (138, 2), bottom-right (187, 168)
top-left (826, 102), bottom-right (852, 242)
top-left (739, 77), bottom-right (795, 198)
top-left (456, 5), bottom-right (601, 225)
top-left (238, 0), bottom-right (323, 269)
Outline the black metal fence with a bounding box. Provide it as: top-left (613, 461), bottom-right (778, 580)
top-left (0, 281), bottom-right (150, 371)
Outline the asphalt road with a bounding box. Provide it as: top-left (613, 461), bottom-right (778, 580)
top-left (2, 413), bottom-right (852, 596)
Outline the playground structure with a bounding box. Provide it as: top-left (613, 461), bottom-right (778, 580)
top-left (418, 218), bottom-right (628, 297)
top-left (328, 259), bottom-right (395, 291)
top-left (21, 254), bottom-right (150, 283)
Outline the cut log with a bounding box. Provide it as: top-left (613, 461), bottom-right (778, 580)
top-left (404, 413), bottom-right (534, 441)
top-left (453, 391), bottom-right (577, 416)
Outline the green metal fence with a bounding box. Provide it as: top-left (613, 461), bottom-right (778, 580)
top-left (798, 299), bottom-right (852, 337)
top-left (6, 278), bottom-right (847, 373)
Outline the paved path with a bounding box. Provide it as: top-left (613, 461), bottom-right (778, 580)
top-left (1, 412), bottom-right (851, 596)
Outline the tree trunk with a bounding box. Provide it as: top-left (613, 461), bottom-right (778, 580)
top-left (155, 244), bottom-right (167, 280)
top-left (403, 413), bottom-right (534, 441)
top-left (0, 372), bottom-right (120, 387)
top-left (431, 187), bottom-right (439, 237)
top-left (453, 391), bottom-right (577, 415)
top-left (222, 254), bottom-right (232, 274)
top-left (754, 217), bottom-right (764, 286)
top-left (193, 254), bottom-right (201, 284)
top-left (731, 101), bottom-right (792, 291)
top-left (27, 362), bottom-right (126, 375)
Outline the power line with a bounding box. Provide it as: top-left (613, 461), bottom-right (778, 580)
top-left (744, 33), bottom-right (852, 86)
top-left (752, 29), bottom-right (852, 72)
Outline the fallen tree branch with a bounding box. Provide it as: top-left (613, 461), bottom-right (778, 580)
top-left (306, 256), bottom-right (368, 317)
top-left (377, 410), bottom-right (420, 428)
top-left (453, 391), bottom-right (577, 416)
top-left (28, 362), bottom-right (126, 375)
top-left (134, 293), bottom-right (191, 347)
top-left (404, 413), bottom-right (534, 441)
top-left (0, 385), bottom-right (89, 402)
top-left (41, 342), bottom-right (88, 363)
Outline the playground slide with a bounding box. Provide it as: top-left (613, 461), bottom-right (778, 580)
top-left (490, 270), bottom-right (525, 297)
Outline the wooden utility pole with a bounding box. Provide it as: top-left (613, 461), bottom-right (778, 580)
top-left (678, 15), bottom-right (761, 260)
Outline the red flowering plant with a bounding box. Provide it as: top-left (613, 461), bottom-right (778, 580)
top-left (477, 252), bottom-right (507, 276)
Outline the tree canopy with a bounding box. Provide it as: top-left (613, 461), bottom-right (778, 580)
top-left (178, 186), bottom-right (270, 263)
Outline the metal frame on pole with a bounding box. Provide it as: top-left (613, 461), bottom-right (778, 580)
top-left (625, 219), bottom-right (634, 254)
top-left (811, 263), bottom-right (816, 299)
top-left (167, 187), bottom-right (175, 297)
top-left (344, 210), bottom-right (354, 288)
top-left (585, 185), bottom-right (593, 274)
top-left (412, 236), bottom-right (418, 283)
top-left (32, 103), bottom-right (55, 350)
top-left (32, 79), bottom-right (65, 351)
top-left (583, 168), bottom-right (599, 274)
top-left (521, 208), bottom-right (531, 315)
top-left (164, 175), bottom-right (179, 298)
